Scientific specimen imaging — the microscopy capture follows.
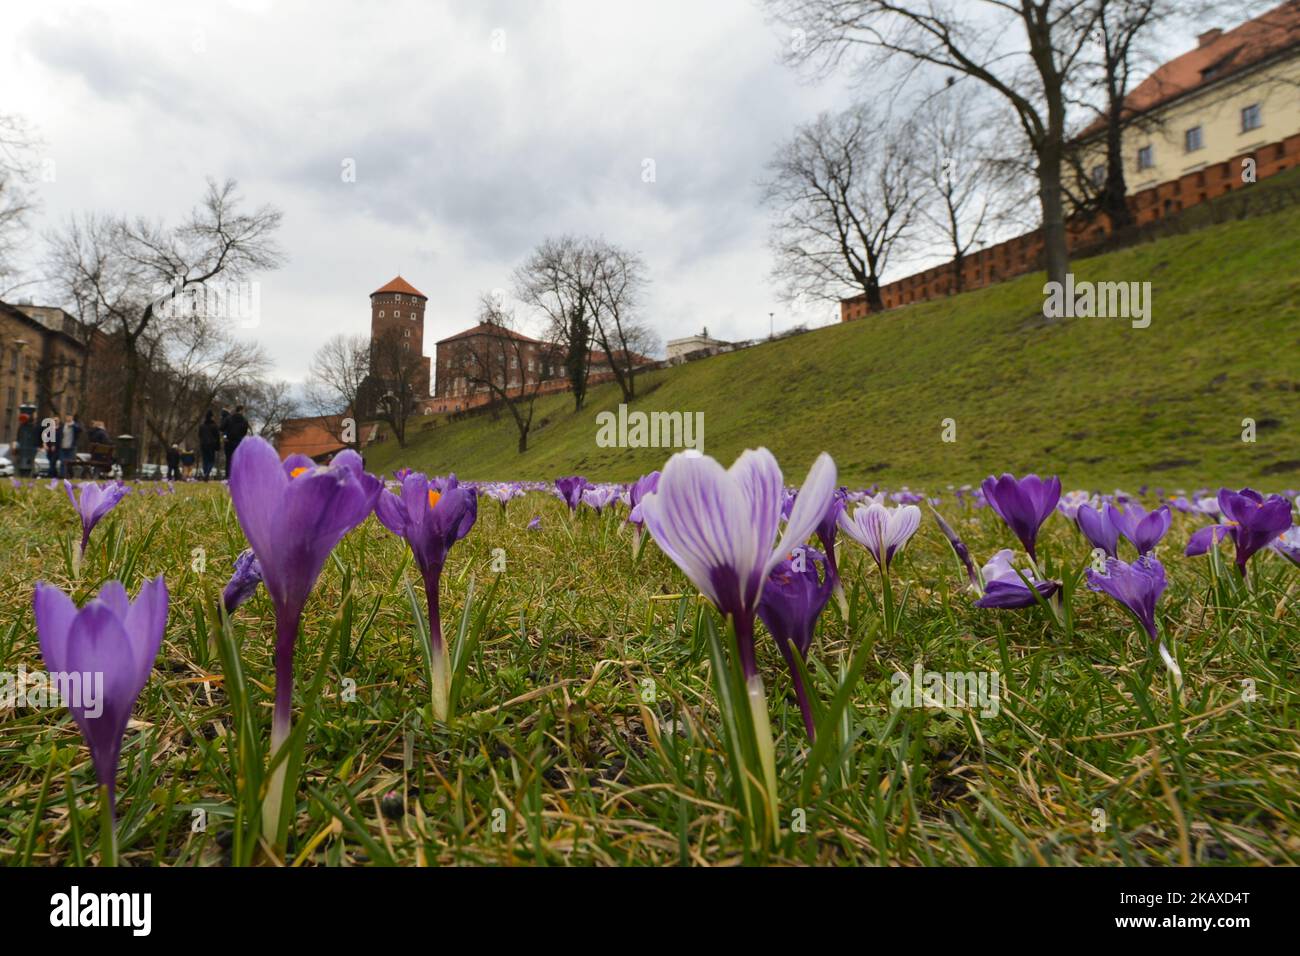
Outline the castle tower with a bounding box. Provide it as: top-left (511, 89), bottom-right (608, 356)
top-left (369, 275), bottom-right (431, 398)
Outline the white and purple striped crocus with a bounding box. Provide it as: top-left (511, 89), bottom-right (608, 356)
top-left (65, 480), bottom-right (128, 559)
top-left (639, 447), bottom-right (837, 680)
top-left (838, 495), bottom-right (921, 571)
top-left (973, 550), bottom-right (1061, 608)
top-left (640, 447), bottom-right (836, 796)
top-left (34, 576), bottom-right (168, 835)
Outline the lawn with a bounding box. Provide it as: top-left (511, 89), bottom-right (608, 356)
top-left (1, 474), bottom-right (1296, 865)
top-left (368, 181), bottom-right (1300, 489)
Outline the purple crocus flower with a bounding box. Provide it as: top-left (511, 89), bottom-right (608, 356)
top-left (64, 480), bottom-right (128, 557)
top-left (555, 475), bottom-right (591, 512)
top-left (1272, 527), bottom-right (1300, 567)
top-left (639, 448), bottom-right (837, 681)
top-left (527, 515), bottom-right (542, 531)
top-left (838, 496), bottom-right (921, 570)
top-left (640, 447), bottom-right (836, 804)
top-left (815, 488), bottom-right (847, 602)
top-left (1086, 555), bottom-right (1179, 684)
top-left (974, 550), bottom-right (1061, 608)
top-left (1076, 503), bottom-right (1121, 558)
top-left (626, 471), bottom-right (661, 527)
top-left (581, 484), bottom-right (619, 515)
top-left (931, 508), bottom-right (978, 590)
top-left (34, 575), bottom-right (168, 819)
top-left (228, 436), bottom-right (380, 842)
top-left (757, 547), bottom-right (833, 741)
top-left (981, 473), bottom-right (1061, 562)
top-left (375, 471), bottom-right (477, 720)
top-left (1185, 488), bottom-right (1293, 576)
top-left (1108, 502), bottom-right (1172, 555)
top-left (222, 548), bottom-right (264, 615)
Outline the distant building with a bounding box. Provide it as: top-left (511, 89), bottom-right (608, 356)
top-left (429, 320), bottom-right (654, 414)
top-left (275, 414), bottom-right (379, 462)
top-left (841, 0), bottom-right (1300, 321)
top-left (368, 275), bottom-right (431, 398)
top-left (666, 327), bottom-right (731, 360)
top-left (0, 301), bottom-right (88, 445)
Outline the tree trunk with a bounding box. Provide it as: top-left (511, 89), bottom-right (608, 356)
top-left (121, 343), bottom-right (140, 438)
top-left (1037, 154), bottom-right (1069, 290)
top-left (951, 249), bottom-right (965, 294)
top-left (1102, 108), bottom-right (1133, 232)
top-left (865, 275), bottom-right (884, 312)
top-left (517, 428), bottom-right (528, 454)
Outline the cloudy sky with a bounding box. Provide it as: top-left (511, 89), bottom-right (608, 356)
top-left (3, 0), bottom-right (1209, 386)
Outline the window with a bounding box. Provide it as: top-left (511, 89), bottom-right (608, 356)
top-left (1137, 145), bottom-right (1154, 170)
top-left (1184, 126), bottom-right (1203, 152)
top-left (395, 310), bottom-right (401, 318)
top-left (378, 311), bottom-right (384, 318)
top-left (1241, 103), bottom-right (1261, 132)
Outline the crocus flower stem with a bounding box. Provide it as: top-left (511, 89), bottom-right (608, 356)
top-left (263, 607), bottom-right (301, 847)
top-left (788, 651), bottom-right (816, 742)
top-left (425, 572), bottom-right (451, 722)
top-left (98, 784), bottom-right (117, 867)
top-left (881, 567), bottom-right (896, 641)
top-left (742, 668), bottom-right (780, 840)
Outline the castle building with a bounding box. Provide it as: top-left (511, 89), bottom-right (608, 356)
top-left (369, 275), bottom-right (431, 398)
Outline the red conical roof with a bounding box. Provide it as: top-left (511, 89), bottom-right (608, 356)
top-left (371, 275), bottom-right (427, 299)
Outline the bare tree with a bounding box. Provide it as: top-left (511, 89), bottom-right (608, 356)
top-left (304, 332), bottom-right (370, 442)
top-left (767, 0), bottom-right (1100, 290)
top-left (243, 378), bottom-right (301, 440)
top-left (43, 177), bottom-right (283, 438)
top-left (140, 310), bottom-right (270, 448)
top-left (364, 328), bottom-right (424, 448)
top-left (589, 240), bottom-right (656, 403)
top-left (0, 113), bottom-right (39, 295)
top-left (446, 293), bottom-right (548, 453)
top-left (762, 104), bottom-right (920, 311)
top-left (515, 236), bottom-right (597, 412)
top-left (913, 87), bottom-right (1015, 294)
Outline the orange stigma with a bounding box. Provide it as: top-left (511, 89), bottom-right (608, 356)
top-left (290, 466), bottom-right (309, 478)
top-left (428, 489), bottom-right (441, 509)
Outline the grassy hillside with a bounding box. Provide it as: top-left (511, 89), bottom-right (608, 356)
top-left (369, 192), bottom-right (1300, 488)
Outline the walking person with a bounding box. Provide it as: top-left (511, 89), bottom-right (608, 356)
top-left (199, 410), bottom-right (221, 480)
top-left (223, 405), bottom-right (250, 470)
top-left (166, 443), bottom-right (182, 481)
top-left (57, 414), bottom-right (82, 478)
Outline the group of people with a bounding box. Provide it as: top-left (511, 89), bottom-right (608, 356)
top-left (194, 405), bottom-right (250, 480)
top-left (13, 404), bottom-right (252, 480)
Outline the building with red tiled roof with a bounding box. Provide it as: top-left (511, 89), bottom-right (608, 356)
top-left (840, 0), bottom-right (1300, 322)
top-left (369, 275), bottom-right (431, 397)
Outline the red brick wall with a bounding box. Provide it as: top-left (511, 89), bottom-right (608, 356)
top-left (841, 133), bottom-right (1300, 321)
